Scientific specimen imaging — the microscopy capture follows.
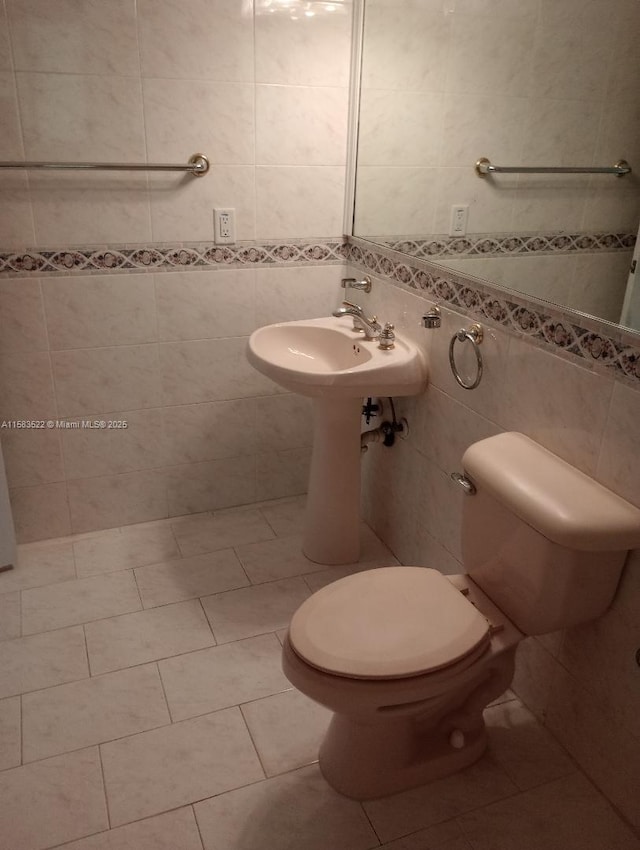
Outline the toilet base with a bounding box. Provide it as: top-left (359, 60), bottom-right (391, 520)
top-left (318, 710), bottom-right (487, 800)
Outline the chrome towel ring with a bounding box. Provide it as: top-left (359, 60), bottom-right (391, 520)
top-left (449, 324), bottom-right (484, 390)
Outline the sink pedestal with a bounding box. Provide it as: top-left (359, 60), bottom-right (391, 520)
top-left (303, 397), bottom-right (362, 565)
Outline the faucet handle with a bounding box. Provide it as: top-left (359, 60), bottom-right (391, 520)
top-left (341, 299), bottom-right (364, 314)
top-left (378, 322), bottom-right (395, 350)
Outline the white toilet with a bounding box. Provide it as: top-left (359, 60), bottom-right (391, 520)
top-left (282, 432), bottom-right (640, 800)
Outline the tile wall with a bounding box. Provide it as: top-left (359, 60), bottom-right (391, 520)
top-left (348, 261), bottom-right (640, 830)
top-left (0, 264), bottom-right (345, 540)
top-left (0, 0), bottom-right (352, 248)
top-left (0, 0), bottom-right (354, 539)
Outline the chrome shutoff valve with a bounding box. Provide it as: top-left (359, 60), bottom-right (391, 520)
top-left (378, 322), bottom-right (395, 350)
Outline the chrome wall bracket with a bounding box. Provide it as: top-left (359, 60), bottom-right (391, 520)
top-left (341, 275), bottom-right (372, 293)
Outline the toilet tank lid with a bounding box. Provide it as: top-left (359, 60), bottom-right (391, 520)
top-left (462, 432), bottom-right (640, 552)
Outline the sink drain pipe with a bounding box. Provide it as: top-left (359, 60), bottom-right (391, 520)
top-left (361, 397), bottom-right (409, 454)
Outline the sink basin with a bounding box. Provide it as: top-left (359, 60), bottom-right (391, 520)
top-left (247, 317), bottom-right (427, 398)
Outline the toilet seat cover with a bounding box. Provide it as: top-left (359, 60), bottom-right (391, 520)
top-left (289, 567), bottom-right (490, 679)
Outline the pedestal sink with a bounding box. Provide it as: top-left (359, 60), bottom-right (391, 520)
top-left (247, 317), bottom-right (428, 564)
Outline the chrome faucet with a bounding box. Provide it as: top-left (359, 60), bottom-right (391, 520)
top-left (333, 300), bottom-right (382, 340)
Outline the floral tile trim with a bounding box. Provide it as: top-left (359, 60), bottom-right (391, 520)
top-left (347, 240), bottom-right (640, 387)
top-left (0, 240), bottom-right (347, 276)
top-left (383, 230), bottom-right (635, 260)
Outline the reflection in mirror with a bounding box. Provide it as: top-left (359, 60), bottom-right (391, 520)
top-left (352, 0), bottom-right (640, 333)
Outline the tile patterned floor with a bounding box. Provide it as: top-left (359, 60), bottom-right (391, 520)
top-left (0, 495), bottom-right (638, 850)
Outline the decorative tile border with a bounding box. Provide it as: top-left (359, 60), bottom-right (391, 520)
top-left (383, 230), bottom-right (636, 260)
top-left (0, 239), bottom-right (347, 276)
top-left (346, 239), bottom-right (640, 386)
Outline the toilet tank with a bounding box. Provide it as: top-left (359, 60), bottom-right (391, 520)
top-left (461, 433), bottom-right (640, 635)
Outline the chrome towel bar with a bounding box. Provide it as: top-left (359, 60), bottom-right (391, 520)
top-left (0, 152), bottom-right (210, 177)
top-left (476, 157), bottom-right (631, 178)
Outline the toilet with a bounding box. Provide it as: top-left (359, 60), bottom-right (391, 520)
top-left (282, 432), bottom-right (640, 800)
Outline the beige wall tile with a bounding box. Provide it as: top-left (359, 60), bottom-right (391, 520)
top-left (159, 337), bottom-right (276, 407)
top-left (0, 350), bottom-right (56, 420)
top-left (154, 269), bottom-right (255, 341)
top-left (67, 469), bottom-right (168, 533)
top-left (165, 456), bottom-right (256, 516)
top-left (60, 408), bottom-right (166, 481)
top-left (255, 166), bottom-right (345, 239)
top-left (1, 427), bottom-right (64, 488)
top-left (10, 482), bottom-right (71, 542)
top-left (484, 700), bottom-right (575, 791)
top-left (545, 662), bottom-right (640, 831)
top-left (0, 625), bottom-right (88, 699)
top-left (85, 599), bottom-right (215, 675)
top-left (254, 394), bottom-right (313, 453)
top-left (52, 345), bottom-right (161, 418)
top-left (597, 380), bottom-right (640, 508)
top-left (42, 274), bottom-right (157, 350)
top-left (510, 637), bottom-right (559, 721)
top-left (17, 72), bottom-right (145, 162)
top-left (0, 748), bottom-right (108, 849)
top-left (499, 336), bottom-right (614, 474)
top-left (22, 664), bottom-right (170, 763)
top-left (0, 4), bottom-right (12, 71)
top-left (559, 594), bottom-right (640, 739)
top-left (255, 10), bottom-right (352, 87)
top-left (0, 695), bottom-right (20, 770)
top-left (137, 0), bottom-right (254, 81)
top-left (255, 447), bottom-right (311, 502)
top-left (254, 264), bottom-right (343, 324)
top-left (149, 165), bottom-right (255, 243)
top-left (101, 708), bottom-right (264, 826)
top-left (31, 171), bottom-right (152, 246)
top-left (163, 399), bottom-right (256, 465)
top-left (0, 71), bottom-right (24, 158)
top-left (22, 570), bottom-right (142, 635)
top-left (0, 172), bottom-right (36, 248)
top-left (144, 79), bottom-right (254, 165)
top-left (159, 633), bottom-right (289, 721)
top-left (256, 85), bottom-right (348, 167)
top-left (0, 278), bottom-right (47, 353)
top-left (7, 0), bottom-right (140, 75)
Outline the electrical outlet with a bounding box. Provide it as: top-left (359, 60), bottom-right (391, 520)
top-left (214, 208), bottom-right (236, 244)
top-left (449, 204), bottom-right (469, 236)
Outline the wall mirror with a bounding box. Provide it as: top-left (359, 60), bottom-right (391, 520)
top-left (351, 0), bottom-right (640, 334)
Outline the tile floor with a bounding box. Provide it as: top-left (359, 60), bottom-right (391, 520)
top-left (0, 495), bottom-right (638, 850)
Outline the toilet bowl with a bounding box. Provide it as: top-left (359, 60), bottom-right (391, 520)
top-left (283, 432), bottom-right (640, 800)
top-left (283, 568), bottom-right (522, 799)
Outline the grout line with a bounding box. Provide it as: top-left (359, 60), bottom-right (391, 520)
top-left (238, 703), bottom-right (268, 781)
top-left (97, 744), bottom-right (113, 830)
top-left (18, 693), bottom-right (23, 767)
top-left (155, 661), bottom-right (175, 724)
top-left (359, 800), bottom-right (383, 846)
